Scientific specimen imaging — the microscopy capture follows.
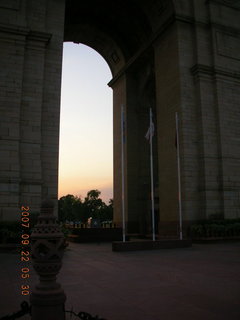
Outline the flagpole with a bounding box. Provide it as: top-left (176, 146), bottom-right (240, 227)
top-left (175, 112), bottom-right (183, 240)
top-left (149, 108), bottom-right (155, 241)
top-left (121, 105), bottom-right (126, 242)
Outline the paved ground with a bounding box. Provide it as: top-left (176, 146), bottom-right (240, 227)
top-left (0, 241), bottom-right (240, 320)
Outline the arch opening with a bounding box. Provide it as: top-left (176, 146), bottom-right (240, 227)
top-left (63, 1), bottom-right (160, 235)
top-left (59, 42), bottom-right (113, 208)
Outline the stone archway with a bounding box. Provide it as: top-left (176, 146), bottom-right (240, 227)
top-left (63, 0), bottom-right (163, 235)
top-left (1, 0), bottom-right (240, 236)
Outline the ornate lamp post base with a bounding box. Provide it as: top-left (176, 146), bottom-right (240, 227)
top-left (30, 200), bottom-right (66, 320)
top-left (30, 289), bottom-right (66, 320)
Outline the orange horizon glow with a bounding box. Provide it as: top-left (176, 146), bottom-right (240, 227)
top-left (58, 43), bottom-right (113, 204)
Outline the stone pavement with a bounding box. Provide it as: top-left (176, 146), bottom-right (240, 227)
top-left (0, 242), bottom-right (240, 320)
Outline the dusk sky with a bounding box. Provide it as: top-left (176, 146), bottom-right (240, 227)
top-left (58, 42), bottom-right (113, 203)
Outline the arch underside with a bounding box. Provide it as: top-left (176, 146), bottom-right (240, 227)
top-left (64, 0), bottom-right (173, 76)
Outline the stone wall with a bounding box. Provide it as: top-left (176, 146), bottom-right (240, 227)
top-left (0, 0), bottom-right (65, 219)
top-left (177, 0), bottom-right (240, 223)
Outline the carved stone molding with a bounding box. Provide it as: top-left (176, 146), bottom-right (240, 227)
top-left (208, 0), bottom-right (240, 10)
top-left (216, 31), bottom-right (240, 61)
top-left (0, 0), bottom-right (20, 11)
top-left (0, 23), bottom-right (51, 46)
top-left (191, 63), bottom-right (240, 82)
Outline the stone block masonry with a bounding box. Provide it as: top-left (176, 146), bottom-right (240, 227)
top-left (0, 0), bottom-right (65, 219)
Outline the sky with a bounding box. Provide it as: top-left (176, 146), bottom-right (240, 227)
top-left (58, 42), bottom-right (113, 203)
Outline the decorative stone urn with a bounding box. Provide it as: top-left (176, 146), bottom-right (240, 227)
top-left (30, 199), bottom-right (66, 320)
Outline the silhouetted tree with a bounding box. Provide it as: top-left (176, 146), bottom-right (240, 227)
top-left (100, 198), bottom-right (113, 221)
top-left (58, 190), bottom-right (114, 223)
top-left (58, 194), bottom-right (82, 222)
top-left (83, 189), bottom-right (105, 220)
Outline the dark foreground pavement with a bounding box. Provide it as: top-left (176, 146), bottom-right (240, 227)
top-left (0, 242), bottom-right (240, 320)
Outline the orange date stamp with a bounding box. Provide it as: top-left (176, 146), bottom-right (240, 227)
top-left (20, 206), bottom-right (30, 296)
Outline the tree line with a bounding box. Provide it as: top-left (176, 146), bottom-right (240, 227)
top-left (58, 189), bottom-right (113, 223)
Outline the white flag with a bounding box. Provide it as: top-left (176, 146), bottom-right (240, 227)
top-left (145, 108), bottom-right (156, 241)
top-left (145, 109), bottom-right (154, 141)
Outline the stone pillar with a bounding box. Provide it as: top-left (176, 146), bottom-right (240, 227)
top-left (30, 200), bottom-right (66, 320)
top-left (111, 75), bottom-right (127, 229)
top-left (207, 1), bottom-right (240, 219)
top-left (110, 58), bottom-right (158, 236)
top-left (154, 23), bottom-right (180, 237)
top-left (125, 59), bottom-right (158, 235)
top-left (0, 0), bottom-right (65, 220)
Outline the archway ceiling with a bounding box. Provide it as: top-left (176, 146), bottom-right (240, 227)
top-left (64, 0), bottom-right (153, 60)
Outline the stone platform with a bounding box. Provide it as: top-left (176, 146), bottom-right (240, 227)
top-left (68, 227), bottom-right (123, 243)
top-left (112, 239), bottom-right (192, 251)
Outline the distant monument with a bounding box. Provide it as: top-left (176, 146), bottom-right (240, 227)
top-left (0, 0), bottom-right (239, 237)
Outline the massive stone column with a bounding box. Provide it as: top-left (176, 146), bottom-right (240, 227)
top-left (110, 57), bottom-right (159, 236)
top-left (111, 74), bottom-right (127, 230)
top-left (175, 0), bottom-right (240, 222)
top-left (0, 0), bottom-right (65, 219)
top-left (206, 1), bottom-right (240, 219)
top-left (153, 0), bottom-right (240, 237)
top-left (125, 60), bottom-right (159, 235)
top-left (154, 22), bottom-right (180, 237)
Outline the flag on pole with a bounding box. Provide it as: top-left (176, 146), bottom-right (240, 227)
top-left (121, 106), bottom-right (126, 144)
top-left (146, 108), bottom-right (156, 241)
top-left (175, 112), bottom-right (183, 240)
top-left (145, 110), bottom-right (154, 142)
top-left (121, 105), bottom-right (126, 242)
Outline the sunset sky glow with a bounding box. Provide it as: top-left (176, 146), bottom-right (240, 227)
top-left (58, 42), bottom-right (113, 203)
